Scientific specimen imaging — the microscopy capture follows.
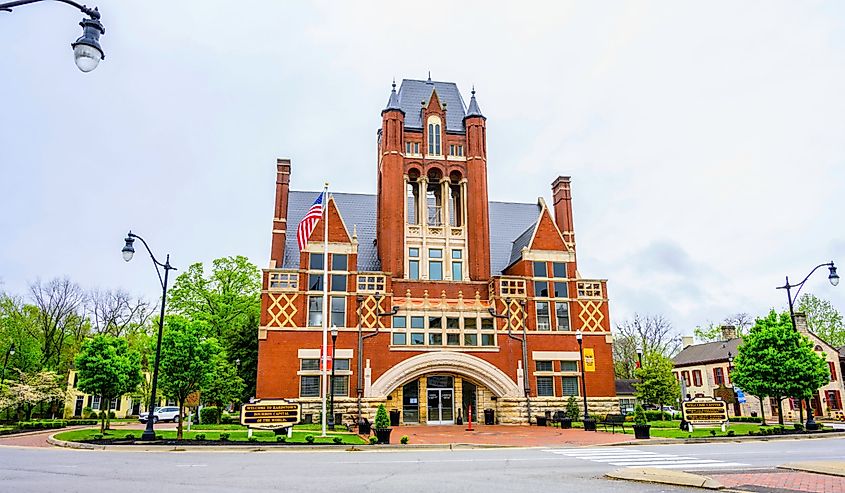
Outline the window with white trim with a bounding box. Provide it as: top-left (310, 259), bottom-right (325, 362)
top-left (537, 376), bottom-right (554, 396)
top-left (269, 272), bottom-right (298, 290)
top-left (427, 116), bottom-right (442, 156)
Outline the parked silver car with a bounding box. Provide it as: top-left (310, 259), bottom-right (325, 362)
top-left (138, 406), bottom-right (181, 423)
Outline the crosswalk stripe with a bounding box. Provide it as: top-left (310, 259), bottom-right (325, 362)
top-left (542, 448), bottom-right (748, 470)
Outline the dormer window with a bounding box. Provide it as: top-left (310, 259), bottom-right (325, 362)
top-left (405, 141), bottom-right (420, 155)
top-left (427, 116), bottom-right (442, 156)
top-left (449, 144), bottom-right (463, 157)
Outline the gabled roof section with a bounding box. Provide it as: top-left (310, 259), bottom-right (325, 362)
top-left (508, 223), bottom-right (536, 267)
top-left (285, 191), bottom-right (541, 276)
top-left (305, 196), bottom-right (352, 244)
top-left (528, 205), bottom-right (568, 252)
top-left (283, 191), bottom-right (379, 271)
top-left (672, 338), bottom-right (742, 366)
top-left (397, 79), bottom-right (467, 132)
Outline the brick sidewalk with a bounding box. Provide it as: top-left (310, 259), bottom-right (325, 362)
top-left (391, 424), bottom-right (634, 446)
top-left (710, 470), bottom-right (845, 493)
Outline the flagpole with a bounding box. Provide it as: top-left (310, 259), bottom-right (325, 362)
top-left (321, 182), bottom-right (329, 437)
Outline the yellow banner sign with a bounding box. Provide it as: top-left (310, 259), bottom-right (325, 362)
top-left (241, 400), bottom-right (301, 428)
top-left (583, 348), bottom-right (596, 372)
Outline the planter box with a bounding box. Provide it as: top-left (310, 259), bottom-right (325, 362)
top-left (633, 424), bottom-right (651, 439)
top-left (560, 418), bottom-right (572, 429)
top-left (374, 427), bottom-right (392, 444)
top-left (583, 418), bottom-right (597, 432)
top-left (536, 416), bottom-right (547, 427)
top-left (357, 420), bottom-right (371, 435)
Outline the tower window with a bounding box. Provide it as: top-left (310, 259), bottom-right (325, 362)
top-left (426, 169), bottom-right (442, 226)
top-left (448, 181), bottom-right (462, 227)
top-left (449, 144), bottom-right (463, 157)
top-left (427, 117), bottom-right (442, 155)
top-left (407, 180), bottom-right (420, 225)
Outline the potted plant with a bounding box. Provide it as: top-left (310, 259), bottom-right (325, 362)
top-left (373, 404), bottom-right (392, 444)
top-left (632, 404), bottom-right (650, 439)
top-left (562, 396), bottom-right (579, 429)
top-left (358, 417), bottom-right (371, 435)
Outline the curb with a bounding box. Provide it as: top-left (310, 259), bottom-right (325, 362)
top-left (48, 434), bottom-right (104, 450)
top-left (605, 467), bottom-right (724, 489)
top-left (600, 430), bottom-right (843, 446)
top-left (779, 461), bottom-right (845, 477)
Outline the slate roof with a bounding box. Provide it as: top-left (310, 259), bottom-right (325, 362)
top-left (282, 191), bottom-right (541, 275)
top-left (508, 222), bottom-right (537, 268)
top-left (672, 338), bottom-right (742, 366)
top-left (615, 379), bottom-right (637, 396)
top-left (839, 345), bottom-right (845, 359)
top-left (396, 79), bottom-right (467, 133)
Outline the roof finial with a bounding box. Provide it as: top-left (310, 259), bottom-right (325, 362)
top-left (392, 77), bottom-right (396, 90)
top-left (471, 85), bottom-right (476, 96)
top-left (427, 71), bottom-right (432, 83)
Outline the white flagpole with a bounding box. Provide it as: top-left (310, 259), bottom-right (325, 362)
top-left (321, 183), bottom-right (329, 437)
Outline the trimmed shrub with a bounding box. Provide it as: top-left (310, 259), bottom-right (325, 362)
top-left (400, 435), bottom-right (409, 445)
top-left (305, 435), bottom-right (315, 444)
top-left (643, 410), bottom-right (670, 421)
top-left (332, 437), bottom-right (342, 444)
top-left (276, 435), bottom-right (286, 443)
top-left (709, 430), bottom-right (716, 436)
top-left (368, 436), bottom-right (378, 445)
top-left (727, 430), bottom-right (735, 437)
top-left (375, 405), bottom-right (390, 429)
top-left (82, 406), bottom-right (94, 419)
top-left (633, 405), bottom-right (648, 426)
top-left (67, 419), bottom-right (99, 426)
top-left (200, 407), bottom-right (221, 424)
top-left (16, 420), bottom-right (68, 430)
top-left (92, 433), bottom-right (103, 440)
top-left (793, 423), bottom-right (804, 431)
top-left (565, 396), bottom-right (580, 421)
top-left (248, 436), bottom-right (258, 443)
top-left (125, 434), bottom-right (136, 440)
top-left (220, 414), bottom-right (235, 425)
top-left (730, 416), bottom-right (762, 423)
top-left (219, 433), bottom-right (230, 442)
top-left (194, 433), bottom-right (206, 441)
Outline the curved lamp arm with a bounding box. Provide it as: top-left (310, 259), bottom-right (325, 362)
top-left (777, 261), bottom-right (835, 301)
top-left (124, 231), bottom-right (176, 290)
top-left (0, 0), bottom-right (99, 18)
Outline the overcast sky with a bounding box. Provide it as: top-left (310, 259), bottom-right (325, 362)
top-left (1, 1), bottom-right (843, 336)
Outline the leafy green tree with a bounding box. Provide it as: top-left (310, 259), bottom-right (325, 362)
top-left (797, 293), bottom-right (845, 347)
top-left (167, 256), bottom-right (259, 401)
top-left (693, 313), bottom-right (752, 343)
top-left (634, 352), bottom-right (680, 412)
top-left (75, 335), bottom-right (143, 432)
top-left (201, 353), bottom-right (245, 422)
top-left (731, 310), bottom-right (830, 426)
top-left (158, 316), bottom-right (221, 439)
top-left (0, 294), bottom-right (43, 376)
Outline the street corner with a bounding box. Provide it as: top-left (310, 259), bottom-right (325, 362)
top-left (779, 461), bottom-right (845, 477)
top-left (605, 467), bottom-right (724, 490)
top-left (707, 468), bottom-right (845, 493)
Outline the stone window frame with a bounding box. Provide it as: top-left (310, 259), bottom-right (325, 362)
top-left (532, 261), bottom-right (571, 331)
top-left (389, 312), bottom-right (496, 348)
top-left (268, 271), bottom-right (298, 291)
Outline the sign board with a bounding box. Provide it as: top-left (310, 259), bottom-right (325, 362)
top-left (583, 348), bottom-right (596, 372)
top-left (713, 384), bottom-right (737, 404)
top-left (682, 397), bottom-right (728, 432)
top-left (240, 399), bottom-right (301, 429)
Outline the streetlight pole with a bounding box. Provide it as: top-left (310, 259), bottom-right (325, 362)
top-left (356, 292), bottom-right (397, 430)
top-left (329, 326), bottom-right (338, 430)
top-left (489, 298), bottom-right (532, 424)
top-left (122, 231), bottom-right (176, 441)
top-left (776, 261), bottom-right (838, 430)
top-left (1, 343), bottom-right (15, 387)
top-left (576, 331), bottom-right (591, 427)
top-left (0, 0), bottom-right (106, 72)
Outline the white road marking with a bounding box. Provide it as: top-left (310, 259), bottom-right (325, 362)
top-left (543, 448), bottom-right (749, 470)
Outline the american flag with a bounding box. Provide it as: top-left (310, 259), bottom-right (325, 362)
top-left (297, 193), bottom-right (324, 251)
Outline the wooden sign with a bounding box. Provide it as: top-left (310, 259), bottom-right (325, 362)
top-left (682, 397), bottom-right (728, 432)
top-left (713, 384), bottom-right (737, 404)
top-left (241, 399), bottom-right (301, 429)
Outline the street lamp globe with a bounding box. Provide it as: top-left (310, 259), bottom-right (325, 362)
top-left (8, 344), bottom-right (14, 357)
top-left (122, 235), bottom-right (135, 262)
top-left (829, 264), bottom-right (840, 287)
top-left (71, 17), bottom-right (105, 73)
top-left (575, 330), bottom-right (582, 342)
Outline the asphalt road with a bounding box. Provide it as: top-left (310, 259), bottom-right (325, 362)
top-left (0, 437), bottom-right (842, 493)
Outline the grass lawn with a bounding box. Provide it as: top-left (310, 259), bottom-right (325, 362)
top-left (189, 423), bottom-right (352, 433)
top-left (596, 420), bottom-right (773, 438)
top-left (53, 428), bottom-right (367, 445)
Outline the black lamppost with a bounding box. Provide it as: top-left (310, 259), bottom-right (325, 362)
top-left (356, 292), bottom-right (397, 430)
top-left (329, 326), bottom-right (338, 431)
top-left (0, 0), bottom-right (105, 72)
top-left (777, 261), bottom-right (838, 430)
top-left (489, 298), bottom-right (531, 424)
top-left (576, 330), bottom-right (593, 429)
top-left (122, 231), bottom-right (176, 441)
top-left (1, 343), bottom-right (15, 386)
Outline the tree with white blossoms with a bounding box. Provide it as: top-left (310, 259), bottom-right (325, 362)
top-left (0, 369), bottom-right (66, 420)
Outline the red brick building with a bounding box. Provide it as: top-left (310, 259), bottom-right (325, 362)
top-left (256, 77), bottom-right (617, 426)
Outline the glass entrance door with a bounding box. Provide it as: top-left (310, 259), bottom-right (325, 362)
top-left (426, 376), bottom-right (454, 425)
top-left (427, 389), bottom-right (454, 424)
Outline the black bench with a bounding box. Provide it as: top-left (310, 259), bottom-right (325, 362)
top-left (600, 414), bottom-right (627, 433)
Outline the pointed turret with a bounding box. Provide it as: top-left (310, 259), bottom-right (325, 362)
top-left (383, 79), bottom-right (403, 114)
top-left (465, 86), bottom-right (484, 119)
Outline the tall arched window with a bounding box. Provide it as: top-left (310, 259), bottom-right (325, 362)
top-left (427, 116), bottom-right (442, 156)
top-left (426, 168), bottom-right (443, 226)
top-left (407, 169), bottom-right (420, 225)
top-left (448, 171), bottom-right (462, 227)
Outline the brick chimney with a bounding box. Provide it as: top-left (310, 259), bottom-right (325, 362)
top-left (720, 325), bottom-right (737, 341)
top-left (269, 158), bottom-right (291, 268)
top-left (794, 312), bottom-right (809, 334)
top-left (551, 176), bottom-right (574, 246)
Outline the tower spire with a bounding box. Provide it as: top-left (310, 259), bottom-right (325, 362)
top-left (466, 85), bottom-right (484, 118)
top-left (383, 78), bottom-right (402, 112)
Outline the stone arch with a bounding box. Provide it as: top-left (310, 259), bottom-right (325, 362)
top-left (367, 352), bottom-right (521, 398)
